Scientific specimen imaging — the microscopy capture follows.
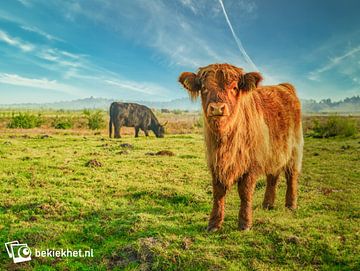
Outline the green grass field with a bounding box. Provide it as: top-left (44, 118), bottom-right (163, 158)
top-left (0, 130), bottom-right (359, 270)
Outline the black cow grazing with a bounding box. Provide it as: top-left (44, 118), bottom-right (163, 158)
top-left (109, 102), bottom-right (166, 138)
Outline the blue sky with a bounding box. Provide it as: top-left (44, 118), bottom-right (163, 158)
top-left (0, 0), bottom-right (359, 104)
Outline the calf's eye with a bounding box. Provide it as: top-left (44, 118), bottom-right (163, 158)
top-left (230, 87), bottom-right (238, 95)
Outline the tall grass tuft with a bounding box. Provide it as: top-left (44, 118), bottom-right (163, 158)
top-left (194, 114), bottom-right (204, 128)
top-left (52, 116), bottom-right (73, 129)
top-left (310, 116), bottom-right (357, 138)
top-left (83, 110), bottom-right (105, 130)
top-left (7, 113), bottom-right (43, 128)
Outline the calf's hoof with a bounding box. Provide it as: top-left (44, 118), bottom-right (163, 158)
top-left (262, 202), bottom-right (274, 210)
top-left (238, 221), bottom-right (252, 231)
top-left (238, 224), bottom-right (251, 231)
top-left (239, 216), bottom-right (252, 231)
top-left (207, 225), bottom-right (221, 232)
top-left (285, 204), bottom-right (297, 210)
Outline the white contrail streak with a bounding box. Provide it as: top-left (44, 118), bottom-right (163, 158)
top-left (218, 0), bottom-right (258, 71)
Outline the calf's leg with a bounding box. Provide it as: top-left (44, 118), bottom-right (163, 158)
top-left (207, 181), bottom-right (226, 232)
top-left (285, 167), bottom-right (298, 209)
top-left (263, 174), bottom-right (280, 209)
top-left (238, 174), bottom-right (257, 230)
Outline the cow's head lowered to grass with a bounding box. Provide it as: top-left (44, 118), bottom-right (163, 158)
top-left (179, 63), bottom-right (262, 132)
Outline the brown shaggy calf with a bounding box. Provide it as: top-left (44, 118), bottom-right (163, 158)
top-left (179, 63), bottom-right (303, 231)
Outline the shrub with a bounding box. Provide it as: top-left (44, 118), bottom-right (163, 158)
top-left (310, 116), bottom-right (357, 138)
top-left (172, 109), bottom-right (182, 115)
top-left (194, 114), bottom-right (204, 128)
top-left (52, 116), bottom-right (73, 129)
top-left (7, 113), bottom-right (43, 128)
top-left (83, 110), bottom-right (105, 130)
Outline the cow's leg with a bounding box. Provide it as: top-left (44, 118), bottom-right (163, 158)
top-left (238, 174), bottom-right (257, 230)
top-left (263, 174), bottom-right (280, 209)
top-left (207, 181), bottom-right (227, 232)
top-left (144, 129), bottom-right (149, 137)
top-left (285, 166), bottom-right (299, 210)
top-left (109, 118), bottom-right (112, 138)
top-left (114, 122), bottom-right (121, 138)
top-left (135, 126), bottom-right (140, 137)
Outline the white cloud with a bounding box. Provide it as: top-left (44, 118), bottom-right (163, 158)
top-left (138, 1), bottom-right (234, 68)
top-left (0, 28), bottom-right (170, 99)
top-left (0, 28), bottom-right (81, 71)
top-left (308, 45), bottom-right (360, 81)
top-left (60, 50), bottom-right (84, 59)
top-left (237, 0), bottom-right (257, 14)
top-left (0, 12), bottom-right (63, 42)
top-left (1, 1), bottom-right (266, 102)
top-left (180, 0), bottom-right (198, 15)
top-left (318, 46), bottom-right (360, 73)
top-left (57, 0), bottom-right (254, 69)
top-left (0, 73), bottom-right (83, 95)
top-left (0, 11), bottom-right (23, 25)
top-left (38, 48), bottom-right (84, 68)
top-left (105, 79), bottom-right (171, 96)
top-left (0, 29), bottom-right (34, 52)
top-left (21, 25), bottom-right (63, 42)
top-left (32, 45), bottom-right (175, 99)
top-left (17, 0), bottom-right (31, 7)
top-left (179, 0), bottom-right (257, 17)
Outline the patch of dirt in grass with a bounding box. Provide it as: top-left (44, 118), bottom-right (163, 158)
top-left (108, 237), bottom-right (167, 270)
top-left (182, 237), bottom-right (194, 250)
top-left (319, 187), bottom-right (344, 196)
top-left (108, 246), bottom-right (139, 269)
top-left (7, 134), bottom-right (31, 139)
top-left (286, 235), bottom-right (301, 244)
top-left (38, 202), bottom-right (66, 216)
top-left (138, 237), bottom-right (158, 263)
top-left (120, 143), bottom-right (134, 149)
top-left (340, 145), bottom-right (351, 150)
top-left (99, 143), bottom-right (109, 148)
top-left (85, 159), bottom-right (102, 167)
top-left (145, 150), bottom-right (175, 156)
top-left (28, 216), bottom-right (37, 222)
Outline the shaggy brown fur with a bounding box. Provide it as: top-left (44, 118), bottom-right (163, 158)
top-left (179, 63), bottom-right (303, 231)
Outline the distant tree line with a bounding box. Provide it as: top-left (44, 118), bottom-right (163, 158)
top-left (302, 95), bottom-right (360, 113)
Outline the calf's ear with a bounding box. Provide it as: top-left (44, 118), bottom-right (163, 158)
top-left (239, 72), bottom-right (263, 91)
top-left (178, 72), bottom-right (201, 100)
